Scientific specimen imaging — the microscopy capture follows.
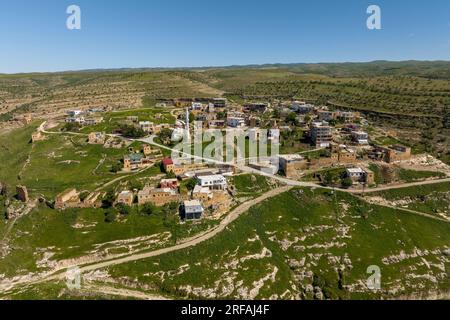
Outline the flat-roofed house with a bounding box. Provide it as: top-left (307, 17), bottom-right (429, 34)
top-left (196, 174), bottom-right (227, 191)
top-left (84, 117), bottom-right (104, 126)
top-left (192, 185), bottom-right (213, 202)
top-left (212, 98), bottom-right (227, 108)
top-left (55, 188), bottom-right (80, 210)
top-left (138, 187), bottom-right (179, 206)
top-left (139, 121), bottom-right (153, 133)
top-left (183, 200), bottom-right (204, 220)
top-left (116, 190), bottom-right (134, 206)
top-left (317, 111), bottom-right (338, 122)
top-left (382, 145), bottom-right (412, 163)
top-left (279, 154), bottom-right (308, 178)
top-left (351, 131), bottom-right (369, 145)
top-left (345, 167), bottom-right (375, 185)
top-left (310, 122), bottom-right (333, 148)
top-left (123, 153), bottom-right (153, 171)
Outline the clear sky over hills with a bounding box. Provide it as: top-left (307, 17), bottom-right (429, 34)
top-left (1, 0), bottom-right (450, 73)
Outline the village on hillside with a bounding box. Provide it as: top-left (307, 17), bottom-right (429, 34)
top-left (3, 96), bottom-right (448, 223)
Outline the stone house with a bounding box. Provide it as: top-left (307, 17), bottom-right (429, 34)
top-left (55, 189), bottom-right (80, 210)
top-left (116, 190), bottom-right (134, 206)
top-left (88, 132), bottom-right (106, 144)
top-left (16, 185), bottom-right (29, 202)
top-left (138, 187), bottom-right (180, 206)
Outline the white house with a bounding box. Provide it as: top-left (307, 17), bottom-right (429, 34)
top-left (351, 131), bottom-right (369, 145)
top-left (196, 174), bottom-right (227, 190)
top-left (65, 117), bottom-right (85, 124)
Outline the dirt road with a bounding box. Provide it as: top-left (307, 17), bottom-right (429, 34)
top-left (0, 186), bottom-right (292, 292)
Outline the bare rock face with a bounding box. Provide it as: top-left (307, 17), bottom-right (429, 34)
top-left (305, 284), bottom-right (314, 293)
top-left (314, 289), bottom-right (324, 300)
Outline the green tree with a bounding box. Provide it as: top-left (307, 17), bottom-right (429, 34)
top-left (341, 177), bottom-right (353, 188)
top-left (104, 209), bottom-right (118, 223)
top-left (102, 190), bottom-right (116, 208)
top-left (62, 122), bottom-right (81, 132)
top-left (159, 128), bottom-right (173, 144)
top-left (120, 125), bottom-right (146, 138)
top-left (141, 203), bottom-right (157, 215)
top-left (185, 178), bottom-right (197, 191)
top-left (116, 203), bottom-right (131, 216)
top-left (111, 162), bottom-right (122, 173)
top-left (286, 112), bottom-right (297, 124)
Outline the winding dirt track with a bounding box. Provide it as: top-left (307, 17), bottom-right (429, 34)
top-left (3, 122), bottom-right (444, 295)
top-left (0, 186), bottom-right (292, 292)
top-left (49, 186), bottom-right (293, 280)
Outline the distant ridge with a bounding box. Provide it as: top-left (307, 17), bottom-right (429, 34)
top-left (2, 60), bottom-right (450, 80)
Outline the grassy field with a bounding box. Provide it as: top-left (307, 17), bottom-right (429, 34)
top-left (370, 182), bottom-right (450, 217)
top-left (91, 187), bottom-right (449, 300)
top-left (78, 108), bottom-right (176, 135)
top-left (369, 164), bottom-right (445, 186)
top-left (0, 203), bottom-right (217, 278)
top-left (230, 174), bottom-right (276, 198)
top-left (0, 123), bottom-right (166, 199)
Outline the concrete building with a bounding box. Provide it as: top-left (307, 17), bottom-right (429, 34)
top-left (245, 102), bottom-right (269, 113)
top-left (292, 102), bottom-right (314, 114)
top-left (191, 102), bottom-right (203, 110)
top-left (192, 185), bottom-right (213, 202)
top-left (123, 154), bottom-right (153, 171)
top-left (213, 98), bottom-right (227, 108)
top-left (311, 123), bottom-right (333, 148)
top-left (317, 111), bottom-right (338, 122)
top-left (279, 154), bottom-right (308, 178)
top-left (65, 117), bottom-right (84, 124)
top-left (196, 174), bottom-right (227, 190)
top-left (338, 111), bottom-right (359, 122)
top-left (345, 168), bottom-right (375, 185)
top-left (183, 200), bottom-right (204, 220)
top-left (208, 120), bottom-right (226, 128)
top-left (351, 131), bottom-right (369, 145)
top-left (84, 117), bottom-right (104, 126)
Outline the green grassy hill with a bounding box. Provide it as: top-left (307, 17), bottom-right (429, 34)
top-left (86, 187), bottom-right (450, 300)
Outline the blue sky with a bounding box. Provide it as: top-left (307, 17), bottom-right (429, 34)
top-left (1, 0), bottom-right (449, 73)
